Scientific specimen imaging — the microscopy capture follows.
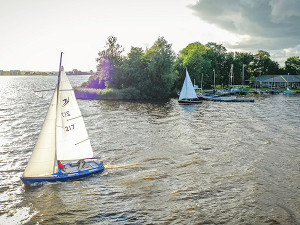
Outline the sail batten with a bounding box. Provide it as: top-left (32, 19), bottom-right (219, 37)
top-left (67, 116), bottom-right (82, 121)
top-left (75, 139), bottom-right (89, 145)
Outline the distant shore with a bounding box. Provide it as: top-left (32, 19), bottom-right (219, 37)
top-left (0, 70), bottom-right (94, 76)
top-left (0, 74), bottom-right (93, 76)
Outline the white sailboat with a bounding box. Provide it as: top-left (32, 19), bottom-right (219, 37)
top-left (283, 73), bottom-right (296, 94)
top-left (178, 69), bottom-right (202, 104)
top-left (283, 87), bottom-right (296, 95)
top-left (21, 53), bottom-right (104, 184)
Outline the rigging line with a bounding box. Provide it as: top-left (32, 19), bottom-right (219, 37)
top-left (34, 89), bottom-right (56, 92)
top-left (75, 138), bottom-right (89, 145)
top-left (67, 115), bottom-right (82, 121)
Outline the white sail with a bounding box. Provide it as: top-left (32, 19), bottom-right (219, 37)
top-left (179, 69), bottom-right (198, 100)
top-left (23, 88), bottom-right (58, 177)
top-left (285, 87), bottom-right (296, 94)
top-left (56, 69), bottom-right (93, 160)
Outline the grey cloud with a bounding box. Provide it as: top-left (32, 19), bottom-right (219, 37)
top-left (271, 45), bottom-right (300, 66)
top-left (189, 0), bottom-right (300, 51)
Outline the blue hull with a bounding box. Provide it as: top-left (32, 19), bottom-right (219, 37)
top-left (21, 161), bottom-right (105, 184)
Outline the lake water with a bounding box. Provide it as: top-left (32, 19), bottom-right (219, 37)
top-left (0, 76), bottom-right (299, 224)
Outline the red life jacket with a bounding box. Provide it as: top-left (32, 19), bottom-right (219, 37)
top-left (58, 162), bottom-right (64, 169)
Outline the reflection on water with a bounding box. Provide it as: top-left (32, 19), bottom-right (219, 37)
top-left (0, 76), bottom-right (299, 224)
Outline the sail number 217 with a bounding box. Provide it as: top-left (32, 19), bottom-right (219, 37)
top-left (65, 124), bottom-right (74, 132)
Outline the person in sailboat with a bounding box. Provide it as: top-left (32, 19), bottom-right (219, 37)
top-left (57, 160), bottom-right (65, 172)
top-left (77, 159), bottom-right (86, 170)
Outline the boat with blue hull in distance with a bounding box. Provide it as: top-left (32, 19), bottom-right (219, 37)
top-left (283, 87), bottom-right (296, 95)
top-left (21, 53), bottom-right (105, 185)
top-left (178, 69), bottom-right (202, 104)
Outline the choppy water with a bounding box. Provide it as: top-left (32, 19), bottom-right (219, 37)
top-left (0, 76), bottom-right (299, 224)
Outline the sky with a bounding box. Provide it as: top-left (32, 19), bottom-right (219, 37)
top-left (0, 0), bottom-right (299, 72)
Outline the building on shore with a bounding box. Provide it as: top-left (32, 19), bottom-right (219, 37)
top-left (256, 75), bottom-right (300, 89)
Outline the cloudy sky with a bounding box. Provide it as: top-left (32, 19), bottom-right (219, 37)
top-left (0, 0), bottom-right (299, 71)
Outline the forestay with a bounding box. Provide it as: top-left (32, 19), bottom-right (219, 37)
top-left (179, 69), bottom-right (198, 100)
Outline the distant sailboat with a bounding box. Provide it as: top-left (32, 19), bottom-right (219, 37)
top-left (283, 73), bottom-right (296, 94)
top-left (21, 53), bottom-right (105, 184)
top-left (178, 69), bottom-right (202, 104)
top-left (283, 87), bottom-right (296, 95)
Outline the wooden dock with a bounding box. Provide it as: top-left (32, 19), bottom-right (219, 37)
top-left (203, 97), bottom-right (254, 102)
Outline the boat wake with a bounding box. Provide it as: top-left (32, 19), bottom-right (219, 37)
top-left (105, 163), bottom-right (142, 169)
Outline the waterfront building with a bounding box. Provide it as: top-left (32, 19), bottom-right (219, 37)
top-left (256, 75), bottom-right (300, 89)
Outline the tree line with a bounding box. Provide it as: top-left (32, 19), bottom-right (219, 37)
top-left (82, 36), bottom-right (300, 99)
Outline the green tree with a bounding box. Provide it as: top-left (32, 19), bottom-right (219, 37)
top-left (249, 50), bottom-right (281, 77)
top-left (96, 36), bottom-right (124, 89)
top-left (285, 56), bottom-right (300, 74)
top-left (175, 42), bottom-right (211, 90)
top-left (249, 76), bottom-right (259, 88)
top-left (143, 37), bottom-right (176, 98)
top-left (203, 43), bottom-right (227, 87)
top-left (84, 36), bottom-right (289, 99)
top-left (121, 47), bottom-right (148, 96)
top-left (233, 52), bottom-right (254, 85)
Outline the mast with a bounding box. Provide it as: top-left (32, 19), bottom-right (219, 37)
top-left (54, 52), bottom-right (63, 173)
top-left (186, 68), bottom-right (188, 99)
top-left (213, 69), bottom-right (216, 93)
top-left (201, 73), bottom-right (203, 94)
top-left (57, 52), bottom-right (64, 99)
top-left (229, 64), bottom-right (234, 86)
top-left (242, 64), bottom-right (245, 86)
top-left (230, 64), bottom-right (234, 86)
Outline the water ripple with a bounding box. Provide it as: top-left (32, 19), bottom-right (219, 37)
top-left (0, 76), bottom-right (299, 224)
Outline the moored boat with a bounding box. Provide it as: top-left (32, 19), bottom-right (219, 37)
top-left (178, 69), bottom-right (202, 104)
top-left (283, 87), bottom-right (296, 94)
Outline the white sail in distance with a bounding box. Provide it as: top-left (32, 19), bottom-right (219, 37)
top-left (56, 69), bottom-right (93, 160)
top-left (179, 69), bottom-right (198, 100)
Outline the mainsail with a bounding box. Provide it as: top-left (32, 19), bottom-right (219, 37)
top-left (23, 89), bottom-right (58, 177)
top-left (179, 69), bottom-right (198, 100)
top-left (55, 69), bottom-right (93, 160)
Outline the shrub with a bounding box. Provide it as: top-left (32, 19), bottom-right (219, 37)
top-left (74, 87), bottom-right (142, 100)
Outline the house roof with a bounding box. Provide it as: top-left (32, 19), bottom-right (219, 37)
top-left (257, 75), bottom-right (300, 83)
